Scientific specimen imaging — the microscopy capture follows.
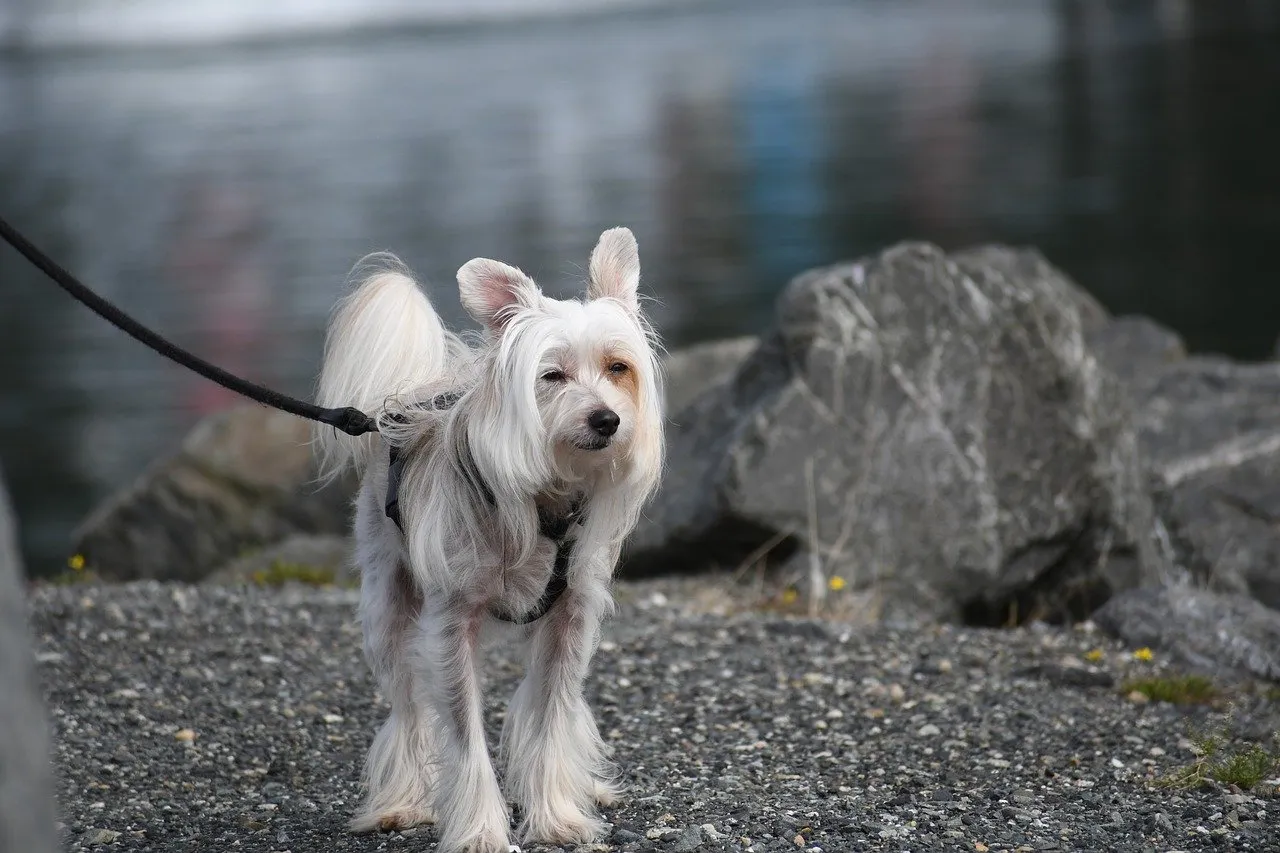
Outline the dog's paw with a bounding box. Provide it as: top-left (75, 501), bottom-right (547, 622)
top-left (593, 778), bottom-right (621, 808)
top-left (518, 808), bottom-right (605, 847)
top-left (438, 827), bottom-right (514, 853)
top-left (349, 805), bottom-right (436, 834)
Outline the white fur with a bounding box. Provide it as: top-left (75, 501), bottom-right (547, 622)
top-left (314, 228), bottom-right (663, 853)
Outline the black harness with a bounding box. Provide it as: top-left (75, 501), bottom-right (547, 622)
top-left (383, 393), bottom-right (583, 625)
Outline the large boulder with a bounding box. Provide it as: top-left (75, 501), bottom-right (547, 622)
top-left (1093, 585), bottom-right (1280, 682)
top-left (1134, 356), bottom-right (1280, 608)
top-left (1066, 314), bottom-right (1280, 612)
top-left (0, 467), bottom-right (59, 853)
top-left (72, 404), bottom-right (356, 582)
top-left (662, 336), bottom-right (758, 418)
top-left (1085, 314), bottom-right (1188, 401)
top-left (202, 533), bottom-right (353, 586)
top-left (624, 243), bottom-right (1164, 624)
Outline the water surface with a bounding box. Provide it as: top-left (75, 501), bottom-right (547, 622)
top-left (2, 0), bottom-right (1278, 574)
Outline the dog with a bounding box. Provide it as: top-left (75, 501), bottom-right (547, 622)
top-left (313, 228), bottom-right (664, 852)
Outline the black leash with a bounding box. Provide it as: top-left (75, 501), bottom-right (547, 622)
top-left (0, 214), bottom-right (378, 437)
top-left (2, 213), bottom-right (574, 623)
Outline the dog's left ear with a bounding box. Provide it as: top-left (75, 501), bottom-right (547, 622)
top-left (458, 258), bottom-right (537, 332)
top-left (588, 227), bottom-right (640, 312)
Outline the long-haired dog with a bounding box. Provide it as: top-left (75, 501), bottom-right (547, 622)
top-left (313, 228), bottom-right (663, 852)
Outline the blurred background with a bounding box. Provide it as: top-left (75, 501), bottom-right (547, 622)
top-left (0, 0), bottom-right (1277, 577)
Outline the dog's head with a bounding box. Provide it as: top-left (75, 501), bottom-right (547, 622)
top-left (457, 227), bottom-right (663, 495)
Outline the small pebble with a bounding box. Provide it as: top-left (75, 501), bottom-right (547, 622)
top-left (669, 824), bottom-right (703, 852)
top-left (86, 828), bottom-right (120, 846)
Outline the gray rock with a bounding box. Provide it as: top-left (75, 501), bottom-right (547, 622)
top-left (203, 533), bottom-right (353, 586)
top-left (0, 467), bottom-right (59, 853)
top-left (1086, 315), bottom-right (1187, 400)
top-left (1134, 357), bottom-right (1280, 608)
top-left (1053, 263), bottom-right (1111, 334)
top-left (72, 404), bottom-right (357, 582)
top-left (1130, 355), bottom-right (1280, 473)
top-left (1092, 585), bottom-right (1280, 682)
top-left (668, 824), bottom-right (703, 852)
top-left (86, 828), bottom-right (122, 846)
top-left (662, 335), bottom-right (758, 419)
top-left (624, 243), bottom-right (1163, 624)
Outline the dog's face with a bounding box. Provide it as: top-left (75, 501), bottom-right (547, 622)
top-left (457, 228), bottom-right (662, 483)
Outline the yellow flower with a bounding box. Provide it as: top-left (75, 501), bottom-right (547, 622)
top-left (828, 576), bottom-right (846, 591)
top-left (1133, 647), bottom-right (1154, 662)
top-left (67, 554), bottom-right (86, 572)
top-left (1084, 648), bottom-right (1104, 663)
top-left (781, 587), bottom-right (798, 605)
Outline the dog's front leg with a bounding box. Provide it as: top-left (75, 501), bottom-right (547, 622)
top-left (418, 604), bottom-right (512, 853)
top-left (501, 578), bottom-right (615, 847)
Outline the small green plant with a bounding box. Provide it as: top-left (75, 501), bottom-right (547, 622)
top-left (1123, 674), bottom-right (1218, 705)
top-left (1160, 726), bottom-right (1280, 791)
top-left (1211, 744), bottom-right (1278, 789)
top-left (251, 561), bottom-right (345, 587)
top-left (46, 568), bottom-right (99, 586)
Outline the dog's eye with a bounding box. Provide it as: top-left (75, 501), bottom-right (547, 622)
top-left (607, 361), bottom-right (629, 375)
top-left (541, 369), bottom-right (567, 383)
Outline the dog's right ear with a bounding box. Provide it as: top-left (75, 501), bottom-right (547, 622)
top-left (457, 258), bottom-right (537, 332)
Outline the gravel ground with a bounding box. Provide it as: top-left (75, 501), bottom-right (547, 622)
top-left (28, 577), bottom-right (1280, 853)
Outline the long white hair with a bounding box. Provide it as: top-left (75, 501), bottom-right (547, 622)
top-left (314, 230), bottom-right (663, 583)
top-left (313, 253), bottom-right (470, 482)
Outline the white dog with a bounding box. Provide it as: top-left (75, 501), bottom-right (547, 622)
top-left (313, 228), bottom-right (664, 852)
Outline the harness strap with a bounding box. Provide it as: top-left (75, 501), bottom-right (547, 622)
top-left (382, 393), bottom-right (583, 624)
top-left (493, 536), bottom-right (575, 626)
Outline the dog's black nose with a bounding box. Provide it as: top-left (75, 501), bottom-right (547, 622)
top-left (587, 408), bottom-right (620, 437)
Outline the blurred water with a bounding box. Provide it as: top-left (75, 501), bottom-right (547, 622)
top-left (0, 0), bottom-right (695, 50)
top-left (1, 0), bottom-right (1278, 575)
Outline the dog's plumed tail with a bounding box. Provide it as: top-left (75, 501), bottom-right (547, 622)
top-left (314, 254), bottom-right (458, 482)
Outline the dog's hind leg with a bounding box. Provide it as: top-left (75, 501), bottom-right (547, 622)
top-left (350, 520), bottom-right (438, 833)
top-left (500, 579), bottom-right (616, 847)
